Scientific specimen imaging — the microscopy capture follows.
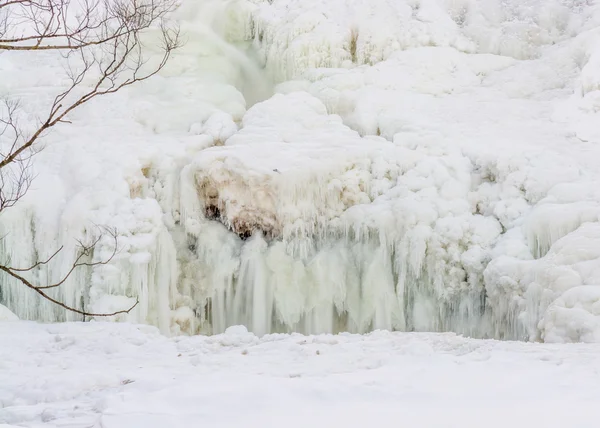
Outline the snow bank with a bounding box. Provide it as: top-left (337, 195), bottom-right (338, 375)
top-left (3, 321), bottom-right (600, 428)
top-left (2, 0), bottom-right (600, 342)
top-left (0, 304), bottom-right (18, 321)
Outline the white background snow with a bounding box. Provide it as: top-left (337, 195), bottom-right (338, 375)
top-left (2, 321), bottom-right (600, 428)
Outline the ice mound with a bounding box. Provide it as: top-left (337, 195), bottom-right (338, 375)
top-left (542, 285), bottom-right (600, 343)
top-left (486, 223), bottom-right (600, 341)
top-left (181, 92), bottom-right (383, 240)
top-left (176, 92), bottom-right (504, 336)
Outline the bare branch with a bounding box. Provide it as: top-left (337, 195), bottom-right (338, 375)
top-left (0, 0), bottom-right (178, 50)
top-left (0, 263), bottom-right (139, 316)
top-left (0, 1), bottom-right (181, 169)
top-left (5, 245), bottom-right (64, 272)
top-left (0, 0), bottom-right (181, 317)
top-left (0, 227), bottom-right (138, 317)
top-left (0, 155), bottom-right (33, 212)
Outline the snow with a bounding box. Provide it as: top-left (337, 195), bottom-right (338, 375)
top-left (1, 321), bottom-right (600, 427)
top-left (485, 223), bottom-right (600, 342)
top-left (2, 0), bottom-right (600, 341)
top-left (543, 285), bottom-right (600, 343)
top-left (0, 305), bottom-right (18, 322)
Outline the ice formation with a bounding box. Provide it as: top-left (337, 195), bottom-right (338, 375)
top-left (2, 0), bottom-right (600, 342)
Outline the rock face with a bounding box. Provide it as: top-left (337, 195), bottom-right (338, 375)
top-left (196, 174), bottom-right (279, 240)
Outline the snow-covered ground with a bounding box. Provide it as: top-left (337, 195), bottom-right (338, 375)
top-left (1, 321), bottom-right (600, 428)
top-left (2, 0), bottom-right (600, 341)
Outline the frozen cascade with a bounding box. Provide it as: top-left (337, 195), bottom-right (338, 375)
top-left (176, 0), bottom-right (274, 106)
top-left (3, 0), bottom-right (600, 342)
top-left (177, 91), bottom-right (502, 337)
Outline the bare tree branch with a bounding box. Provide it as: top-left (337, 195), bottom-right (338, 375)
top-left (0, 99), bottom-right (36, 212)
top-left (0, 0), bottom-right (180, 317)
top-left (0, 227), bottom-right (139, 317)
top-left (0, 1), bottom-right (181, 169)
top-left (0, 0), bottom-right (177, 51)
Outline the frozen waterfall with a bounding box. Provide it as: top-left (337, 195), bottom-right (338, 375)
top-left (2, 0), bottom-right (600, 343)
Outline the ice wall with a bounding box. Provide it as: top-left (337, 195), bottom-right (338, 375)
top-left (2, 0), bottom-right (600, 342)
